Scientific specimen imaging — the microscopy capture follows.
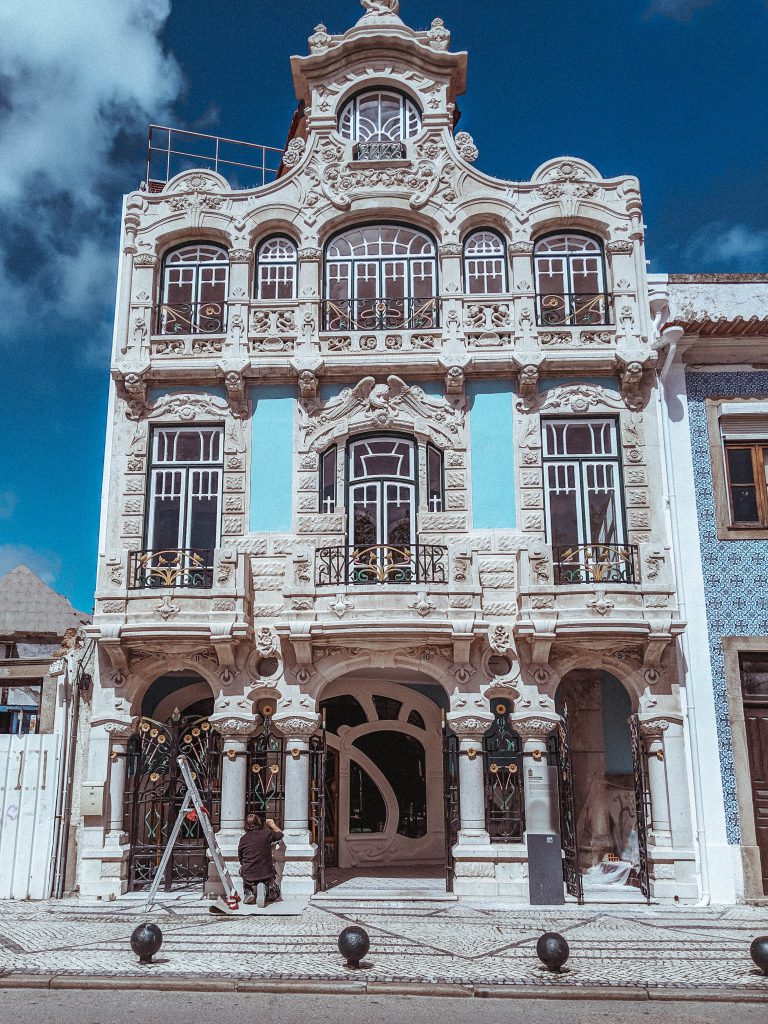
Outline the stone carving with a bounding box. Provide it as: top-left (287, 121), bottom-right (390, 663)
top-left (282, 138), bottom-right (306, 168)
top-left (192, 337), bottom-right (225, 355)
top-left (512, 716), bottom-right (558, 739)
top-left (488, 623), bottom-right (512, 654)
top-left (221, 366), bottom-right (249, 419)
top-left (607, 240), bottom-right (634, 255)
top-left (330, 594), bottom-right (354, 618)
top-left (638, 718), bottom-right (670, 739)
top-left (618, 359), bottom-right (645, 410)
top-left (448, 715), bottom-right (493, 737)
top-left (156, 596), bottom-right (179, 620)
top-left (308, 23), bottom-right (331, 53)
top-left (102, 600), bottom-right (126, 614)
top-left (535, 160), bottom-right (600, 217)
top-left (212, 718), bottom-right (256, 737)
top-left (427, 17), bottom-right (450, 50)
top-left (273, 715), bottom-right (320, 738)
top-left (256, 626), bottom-right (279, 657)
top-left (409, 592), bottom-right (436, 617)
top-left (212, 598), bottom-right (235, 611)
top-left (509, 241), bottom-right (534, 255)
top-left (439, 243), bottom-right (462, 257)
top-left (298, 247), bottom-right (322, 262)
top-left (518, 364), bottom-right (539, 410)
top-left (251, 309), bottom-right (296, 334)
top-left (360, 0), bottom-right (399, 15)
top-left (529, 595), bottom-right (555, 609)
top-left (528, 543), bottom-right (550, 584)
top-left (298, 370), bottom-right (318, 402)
top-left (133, 253), bottom-right (158, 268)
top-left (586, 592), bottom-right (614, 616)
top-left (454, 131), bottom-right (478, 163)
top-left (228, 248), bottom-right (251, 263)
top-left (644, 548), bottom-right (665, 581)
top-left (464, 303), bottom-right (512, 329)
top-left (533, 383), bottom-right (625, 415)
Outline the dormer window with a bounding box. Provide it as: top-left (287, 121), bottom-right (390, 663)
top-left (338, 90), bottom-right (421, 161)
top-left (256, 236), bottom-right (298, 300)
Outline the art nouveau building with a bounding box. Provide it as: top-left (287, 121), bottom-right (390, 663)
top-left (79, 1), bottom-right (700, 903)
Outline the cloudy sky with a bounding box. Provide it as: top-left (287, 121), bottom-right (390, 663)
top-left (0, 0), bottom-right (766, 612)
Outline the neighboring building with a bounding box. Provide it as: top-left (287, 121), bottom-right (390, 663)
top-left (81, 1), bottom-right (698, 903)
top-left (0, 564), bottom-right (90, 898)
top-left (652, 274), bottom-right (768, 904)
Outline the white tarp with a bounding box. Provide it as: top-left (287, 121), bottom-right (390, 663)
top-left (0, 733), bottom-right (62, 899)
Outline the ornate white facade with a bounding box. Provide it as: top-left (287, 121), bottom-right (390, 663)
top-left (80, 2), bottom-right (702, 904)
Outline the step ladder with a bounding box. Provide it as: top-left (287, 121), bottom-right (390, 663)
top-left (143, 754), bottom-right (240, 915)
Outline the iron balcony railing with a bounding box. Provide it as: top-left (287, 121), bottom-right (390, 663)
top-left (315, 543), bottom-right (448, 586)
top-left (536, 291), bottom-right (612, 327)
top-left (155, 301), bottom-right (227, 336)
top-left (553, 543), bottom-right (638, 585)
top-left (484, 751), bottom-right (525, 843)
top-left (354, 141), bottom-right (407, 161)
top-left (129, 549), bottom-right (214, 589)
top-left (323, 296), bottom-right (439, 332)
top-left (145, 124), bottom-right (283, 192)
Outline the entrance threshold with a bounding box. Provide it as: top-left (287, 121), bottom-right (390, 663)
top-left (314, 867), bottom-right (456, 902)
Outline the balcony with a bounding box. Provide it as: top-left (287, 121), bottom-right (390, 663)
top-left (129, 549), bottom-right (214, 590)
top-left (323, 297), bottom-right (439, 332)
top-left (156, 301), bottom-right (227, 336)
top-left (353, 141), bottom-right (406, 161)
top-left (535, 291), bottom-right (612, 327)
top-left (315, 543), bottom-right (448, 586)
top-left (553, 543), bottom-right (638, 585)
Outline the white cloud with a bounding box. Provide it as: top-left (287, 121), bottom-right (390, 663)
top-left (0, 492), bottom-right (16, 520)
top-left (683, 222), bottom-right (768, 269)
top-left (0, 0), bottom-right (183, 347)
top-left (645, 0), bottom-right (715, 20)
top-left (0, 545), bottom-right (61, 584)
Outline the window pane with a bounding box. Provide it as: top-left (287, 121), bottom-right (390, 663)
top-left (726, 446), bottom-right (756, 484)
top-left (351, 484), bottom-right (378, 546)
top-left (546, 464), bottom-right (580, 548)
top-left (427, 445), bottom-right (443, 511)
top-left (320, 448), bottom-right (337, 513)
top-left (385, 483), bottom-right (413, 546)
top-left (349, 762), bottom-right (386, 833)
top-left (739, 653), bottom-right (768, 698)
top-left (150, 470), bottom-right (183, 548)
top-left (187, 469), bottom-right (219, 550)
top-left (7, 686), bottom-right (42, 709)
top-left (730, 484), bottom-right (759, 522)
top-left (584, 463), bottom-right (620, 544)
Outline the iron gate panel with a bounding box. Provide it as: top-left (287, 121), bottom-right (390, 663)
top-left (124, 713), bottom-right (222, 891)
top-left (442, 724), bottom-right (460, 893)
top-left (483, 701), bottom-right (525, 842)
top-left (550, 706), bottom-right (584, 904)
top-left (629, 714), bottom-right (652, 902)
top-left (246, 717), bottom-right (285, 822)
top-left (308, 732), bottom-right (327, 893)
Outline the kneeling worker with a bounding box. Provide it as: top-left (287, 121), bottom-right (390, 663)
top-left (238, 813), bottom-right (284, 907)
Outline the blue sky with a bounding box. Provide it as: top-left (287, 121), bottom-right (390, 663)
top-left (1, 0), bottom-right (767, 613)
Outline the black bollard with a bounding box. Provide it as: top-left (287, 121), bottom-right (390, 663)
top-left (338, 925), bottom-right (370, 968)
top-left (536, 931), bottom-right (570, 973)
top-left (750, 935), bottom-right (768, 976)
top-left (130, 922), bottom-right (163, 965)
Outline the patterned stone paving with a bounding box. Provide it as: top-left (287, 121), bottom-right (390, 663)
top-left (0, 897), bottom-right (766, 992)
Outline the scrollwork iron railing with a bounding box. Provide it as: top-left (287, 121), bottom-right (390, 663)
top-left (315, 543), bottom-right (447, 586)
top-left (323, 296), bottom-right (439, 332)
top-left (536, 291), bottom-right (611, 327)
top-left (553, 543), bottom-right (637, 585)
top-left (354, 141), bottom-right (407, 161)
top-left (129, 548), bottom-right (214, 589)
top-left (156, 301), bottom-right (227, 335)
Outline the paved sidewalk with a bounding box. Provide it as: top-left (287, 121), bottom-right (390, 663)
top-left (0, 896), bottom-right (766, 1000)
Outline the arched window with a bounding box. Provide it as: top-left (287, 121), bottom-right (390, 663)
top-left (338, 90), bottom-right (421, 160)
top-left (256, 236), bottom-right (298, 300)
top-left (158, 243), bottom-right (228, 335)
top-left (325, 224), bottom-right (438, 331)
top-left (533, 234), bottom-right (608, 326)
top-left (463, 231), bottom-right (507, 294)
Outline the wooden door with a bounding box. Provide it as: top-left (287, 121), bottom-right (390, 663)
top-left (744, 703), bottom-right (768, 894)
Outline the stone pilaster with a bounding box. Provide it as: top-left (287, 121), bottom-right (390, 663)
top-left (273, 713), bottom-right (320, 896)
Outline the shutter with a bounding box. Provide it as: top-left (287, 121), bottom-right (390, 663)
top-left (720, 414), bottom-right (768, 440)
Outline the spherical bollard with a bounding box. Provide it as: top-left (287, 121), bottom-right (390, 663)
top-left (536, 931), bottom-right (570, 973)
top-left (338, 925), bottom-right (370, 968)
top-left (750, 935), bottom-right (768, 976)
top-left (130, 922), bottom-right (163, 965)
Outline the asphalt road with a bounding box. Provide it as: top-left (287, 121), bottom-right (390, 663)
top-left (1, 990), bottom-right (765, 1024)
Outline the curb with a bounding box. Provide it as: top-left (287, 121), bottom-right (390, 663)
top-left (0, 974), bottom-right (765, 1002)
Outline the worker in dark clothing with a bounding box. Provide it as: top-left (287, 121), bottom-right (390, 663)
top-left (238, 813), bottom-right (284, 907)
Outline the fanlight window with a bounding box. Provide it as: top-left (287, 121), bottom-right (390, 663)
top-left (325, 224), bottom-right (438, 331)
top-left (256, 236), bottom-right (298, 300)
top-left (338, 90), bottom-right (421, 145)
top-left (463, 231), bottom-right (507, 294)
top-left (159, 243), bottom-right (228, 335)
top-left (533, 234), bottom-right (609, 327)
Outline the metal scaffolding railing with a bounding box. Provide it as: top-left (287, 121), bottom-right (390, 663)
top-left (145, 124), bottom-right (284, 191)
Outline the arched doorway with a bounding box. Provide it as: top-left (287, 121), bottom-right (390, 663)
top-left (555, 670), bottom-right (649, 900)
top-left (123, 672), bottom-right (221, 892)
top-left (319, 677), bottom-right (446, 882)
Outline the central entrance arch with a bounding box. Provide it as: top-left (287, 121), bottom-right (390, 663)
top-left (319, 676), bottom-right (446, 874)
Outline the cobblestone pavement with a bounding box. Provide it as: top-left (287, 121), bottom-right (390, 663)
top-left (0, 896), bottom-right (766, 997)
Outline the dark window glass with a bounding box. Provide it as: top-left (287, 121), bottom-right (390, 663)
top-left (320, 694), bottom-right (368, 734)
top-left (348, 763), bottom-right (386, 833)
top-left (320, 447), bottom-right (337, 513)
top-left (372, 695), bottom-right (402, 720)
top-left (740, 653), bottom-right (768, 700)
top-left (725, 445), bottom-right (764, 524)
top-left (427, 444), bottom-right (443, 512)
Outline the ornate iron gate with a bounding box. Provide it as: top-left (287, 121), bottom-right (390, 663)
top-left (442, 722), bottom-right (460, 892)
top-left (124, 712), bottom-right (222, 891)
top-left (629, 714), bottom-right (652, 902)
top-left (246, 715), bottom-right (285, 822)
top-left (308, 731), bottom-right (327, 892)
top-left (484, 700), bottom-right (525, 842)
top-left (550, 706), bottom-right (584, 904)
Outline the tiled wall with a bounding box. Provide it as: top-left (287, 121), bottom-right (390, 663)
top-left (686, 371), bottom-right (768, 844)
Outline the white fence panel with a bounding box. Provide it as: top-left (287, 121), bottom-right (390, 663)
top-left (0, 733), bottom-right (62, 899)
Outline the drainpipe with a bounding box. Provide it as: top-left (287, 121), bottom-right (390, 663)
top-left (657, 324), bottom-right (711, 906)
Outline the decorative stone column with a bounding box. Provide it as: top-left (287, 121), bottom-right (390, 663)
top-left (209, 716), bottom-right (257, 896)
top-left (273, 712), bottom-right (320, 896)
top-left (512, 715), bottom-right (560, 836)
top-left (639, 719), bottom-right (672, 847)
top-left (227, 248), bottom-right (252, 357)
top-left (105, 721), bottom-right (136, 838)
top-left (446, 710), bottom-right (496, 896)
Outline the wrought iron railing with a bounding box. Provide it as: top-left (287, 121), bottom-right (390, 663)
top-left (129, 549), bottom-right (214, 589)
top-left (485, 753), bottom-right (525, 842)
top-left (536, 291), bottom-right (612, 327)
top-left (315, 543), bottom-right (447, 586)
top-left (155, 301), bottom-right (227, 336)
top-left (145, 124), bottom-right (283, 191)
top-left (323, 296), bottom-right (439, 332)
top-left (553, 543), bottom-right (638, 585)
top-left (354, 141), bottom-right (406, 161)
